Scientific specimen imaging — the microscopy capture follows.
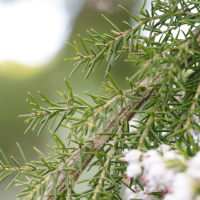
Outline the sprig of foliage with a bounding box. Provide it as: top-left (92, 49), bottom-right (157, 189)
top-left (1, 0), bottom-right (200, 199)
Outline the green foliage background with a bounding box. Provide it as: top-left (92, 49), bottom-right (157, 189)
top-left (0, 1), bottom-right (137, 199)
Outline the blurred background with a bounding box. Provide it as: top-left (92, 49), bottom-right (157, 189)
top-left (0, 0), bottom-right (143, 198)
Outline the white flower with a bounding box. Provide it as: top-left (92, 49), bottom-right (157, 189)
top-left (190, 151), bottom-right (200, 166)
top-left (146, 163), bottom-right (168, 191)
top-left (121, 149), bottom-right (143, 163)
top-left (167, 173), bottom-right (193, 200)
top-left (123, 185), bottom-right (157, 200)
top-left (163, 193), bottom-right (175, 200)
top-left (123, 185), bottom-right (140, 200)
top-left (142, 150), bottom-right (162, 171)
top-left (142, 149), bottom-right (160, 160)
top-left (123, 187), bottom-right (134, 200)
top-left (123, 145), bottom-right (200, 200)
top-left (187, 151), bottom-right (200, 180)
top-left (163, 151), bottom-right (185, 165)
top-left (157, 144), bottom-right (170, 154)
top-left (187, 167), bottom-right (200, 180)
top-left (126, 163), bottom-right (142, 179)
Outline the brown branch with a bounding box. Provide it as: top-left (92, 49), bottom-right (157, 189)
top-left (39, 32), bottom-right (200, 200)
top-left (39, 75), bottom-right (160, 200)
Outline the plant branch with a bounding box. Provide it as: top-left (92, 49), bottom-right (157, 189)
top-left (39, 74), bottom-right (161, 200)
top-left (39, 31), bottom-right (200, 200)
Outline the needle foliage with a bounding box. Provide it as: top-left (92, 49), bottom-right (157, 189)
top-left (1, 0), bottom-right (200, 199)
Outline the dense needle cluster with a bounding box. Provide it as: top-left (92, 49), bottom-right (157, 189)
top-left (0, 0), bottom-right (200, 199)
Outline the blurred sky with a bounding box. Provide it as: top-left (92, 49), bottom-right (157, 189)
top-left (0, 0), bottom-right (85, 66)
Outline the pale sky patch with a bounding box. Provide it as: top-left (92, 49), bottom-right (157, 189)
top-left (0, 0), bottom-right (84, 67)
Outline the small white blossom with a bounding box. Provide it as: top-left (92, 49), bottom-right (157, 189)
top-left (142, 149), bottom-right (160, 160)
top-left (187, 151), bottom-right (200, 180)
top-left (121, 149), bottom-right (143, 163)
top-left (142, 150), bottom-right (162, 171)
top-left (163, 151), bottom-right (185, 164)
top-left (157, 144), bottom-right (170, 154)
top-left (123, 185), bottom-right (140, 200)
top-left (190, 151), bottom-right (200, 166)
top-left (123, 185), bottom-right (157, 200)
top-left (146, 163), bottom-right (173, 191)
top-left (165, 173), bottom-right (193, 200)
top-left (124, 145), bottom-right (200, 200)
top-left (163, 193), bottom-right (175, 200)
top-left (126, 163), bottom-right (142, 179)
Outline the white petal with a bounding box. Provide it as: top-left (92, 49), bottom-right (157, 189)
top-left (124, 150), bottom-right (143, 163)
top-left (157, 144), bottom-right (170, 154)
top-left (126, 163), bottom-right (142, 178)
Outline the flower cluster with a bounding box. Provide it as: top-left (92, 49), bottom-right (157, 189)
top-left (121, 145), bottom-right (200, 200)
